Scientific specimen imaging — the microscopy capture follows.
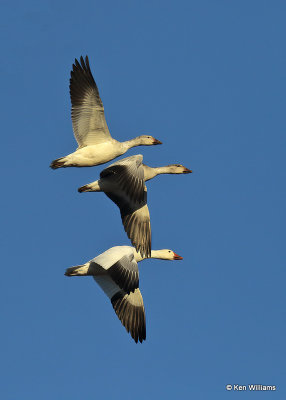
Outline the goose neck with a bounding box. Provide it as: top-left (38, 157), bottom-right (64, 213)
top-left (122, 137), bottom-right (141, 150)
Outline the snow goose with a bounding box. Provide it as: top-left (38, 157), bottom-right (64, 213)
top-left (79, 159), bottom-right (192, 192)
top-left (65, 245), bottom-right (183, 343)
top-left (79, 155), bottom-right (151, 258)
top-left (50, 56), bottom-right (162, 169)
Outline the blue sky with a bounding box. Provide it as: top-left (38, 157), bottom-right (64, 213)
top-left (1, 0), bottom-right (285, 398)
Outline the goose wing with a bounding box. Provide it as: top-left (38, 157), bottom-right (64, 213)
top-left (121, 203), bottom-right (151, 259)
top-left (93, 247), bottom-right (139, 294)
top-left (70, 55), bottom-right (112, 148)
top-left (111, 288), bottom-right (146, 343)
top-left (92, 247), bottom-right (146, 343)
top-left (94, 275), bottom-right (146, 343)
top-left (100, 155), bottom-right (151, 257)
top-left (100, 155), bottom-right (145, 206)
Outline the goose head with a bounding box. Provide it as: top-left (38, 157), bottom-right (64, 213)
top-left (151, 249), bottom-right (183, 260)
top-left (166, 164), bottom-right (192, 174)
top-left (137, 135), bottom-right (162, 146)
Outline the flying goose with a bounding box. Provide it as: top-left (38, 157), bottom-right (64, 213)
top-left (50, 56), bottom-right (162, 169)
top-left (79, 160), bottom-right (192, 192)
top-left (65, 245), bottom-right (183, 343)
top-left (79, 155), bottom-right (152, 258)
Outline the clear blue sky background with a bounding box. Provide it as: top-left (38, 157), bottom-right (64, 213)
top-left (1, 1), bottom-right (285, 399)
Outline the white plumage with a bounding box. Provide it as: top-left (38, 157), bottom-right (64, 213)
top-left (65, 246), bottom-right (183, 343)
top-left (50, 56), bottom-right (162, 169)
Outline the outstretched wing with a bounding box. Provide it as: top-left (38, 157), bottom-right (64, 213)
top-left (70, 55), bottom-right (112, 147)
top-left (94, 276), bottom-right (146, 343)
top-left (92, 248), bottom-right (146, 343)
top-left (93, 247), bottom-right (139, 294)
top-left (111, 288), bottom-right (146, 344)
top-left (100, 155), bottom-right (145, 207)
top-left (99, 155), bottom-right (151, 257)
top-left (121, 203), bottom-right (151, 259)
top-left (107, 254), bottom-right (139, 294)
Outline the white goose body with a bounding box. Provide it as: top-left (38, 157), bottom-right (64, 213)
top-left (56, 141), bottom-right (125, 168)
top-left (50, 56), bottom-right (161, 169)
top-left (65, 245), bottom-right (183, 343)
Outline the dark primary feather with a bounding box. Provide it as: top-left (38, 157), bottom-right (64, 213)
top-left (70, 56), bottom-right (103, 108)
top-left (121, 205), bottom-right (151, 258)
top-left (108, 254), bottom-right (139, 293)
top-left (111, 289), bottom-right (146, 343)
top-left (99, 156), bottom-right (151, 258)
top-left (69, 55), bottom-right (111, 146)
top-left (100, 160), bottom-right (145, 206)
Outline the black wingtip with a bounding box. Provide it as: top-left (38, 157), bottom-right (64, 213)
top-left (74, 58), bottom-right (80, 68)
top-left (80, 55), bottom-right (85, 67)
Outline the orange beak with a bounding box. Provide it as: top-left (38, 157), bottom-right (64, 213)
top-left (153, 138), bottom-right (162, 145)
top-left (183, 167), bottom-right (192, 173)
top-left (173, 252), bottom-right (183, 260)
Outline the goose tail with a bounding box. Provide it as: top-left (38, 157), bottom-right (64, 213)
top-left (78, 181), bottom-right (101, 193)
top-left (78, 184), bottom-right (91, 193)
top-left (65, 264), bottom-right (89, 276)
top-left (50, 157), bottom-right (66, 169)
